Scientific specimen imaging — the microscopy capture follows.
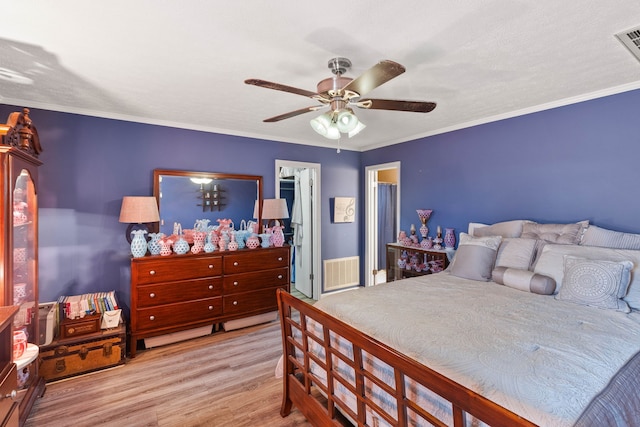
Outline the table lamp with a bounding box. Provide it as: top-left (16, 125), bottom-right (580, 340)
top-left (118, 196), bottom-right (160, 243)
top-left (261, 199), bottom-right (289, 228)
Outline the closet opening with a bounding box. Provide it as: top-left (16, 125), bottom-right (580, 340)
top-left (276, 160), bottom-right (321, 302)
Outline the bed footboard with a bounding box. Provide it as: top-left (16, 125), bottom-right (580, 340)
top-left (276, 289), bottom-right (537, 427)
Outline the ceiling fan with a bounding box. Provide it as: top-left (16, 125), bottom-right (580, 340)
top-left (245, 57), bottom-right (436, 140)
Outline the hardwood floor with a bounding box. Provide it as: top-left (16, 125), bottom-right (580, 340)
top-left (289, 283), bottom-right (315, 304)
top-left (25, 317), bottom-right (312, 427)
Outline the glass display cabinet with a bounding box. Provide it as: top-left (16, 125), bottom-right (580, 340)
top-left (386, 243), bottom-right (453, 282)
top-left (0, 108), bottom-right (46, 425)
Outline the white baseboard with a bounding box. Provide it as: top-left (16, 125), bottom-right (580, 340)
top-left (144, 325), bottom-right (213, 348)
top-left (222, 312), bottom-right (277, 331)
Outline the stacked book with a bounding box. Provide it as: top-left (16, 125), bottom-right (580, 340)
top-left (57, 291), bottom-right (119, 321)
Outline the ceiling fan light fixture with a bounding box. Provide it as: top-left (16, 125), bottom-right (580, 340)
top-left (336, 109), bottom-right (359, 133)
top-left (325, 123), bottom-right (341, 140)
top-left (310, 113), bottom-right (332, 136)
top-left (348, 121), bottom-right (366, 138)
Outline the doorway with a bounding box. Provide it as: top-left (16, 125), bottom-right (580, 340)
top-left (365, 162), bottom-right (401, 286)
top-left (275, 160), bottom-right (321, 301)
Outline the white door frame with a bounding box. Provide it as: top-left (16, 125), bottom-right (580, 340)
top-left (275, 159), bottom-right (322, 299)
top-left (365, 161), bottom-right (401, 287)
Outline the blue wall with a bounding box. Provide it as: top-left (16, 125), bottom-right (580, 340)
top-left (362, 89), bottom-right (640, 242)
top-left (3, 88), bottom-right (639, 312)
top-left (0, 105), bottom-right (361, 313)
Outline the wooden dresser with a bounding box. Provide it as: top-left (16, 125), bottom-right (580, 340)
top-left (130, 246), bottom-right (290, 357)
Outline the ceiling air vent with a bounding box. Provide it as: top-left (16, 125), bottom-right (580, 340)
top-left (615, 25), bottom-right (640, 63)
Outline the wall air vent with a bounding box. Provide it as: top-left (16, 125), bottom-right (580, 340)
top-left (615, 25), bottom-right (640, 63)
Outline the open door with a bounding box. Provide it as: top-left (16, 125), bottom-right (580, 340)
top-left (276, 160), bottom-right (321, 300)
top-left (365, 162), bottom-right (400, 286)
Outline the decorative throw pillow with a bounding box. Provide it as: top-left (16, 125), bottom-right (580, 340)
top-left (533, 244), bottom-right (640, 311)
top-left (580, 225), bottom-right (640, 250)
top-left (492, 267), bottom-right (556, 295)
top-left (555, 256), bottom-right (633, 312)
top-left (449, 233), bottom-right (502, 281)
top-left (521, 220), bottom-right (589, 245)
top-left (472, 220), bottom-right (530, 238)
top-left (495, 238), bottom-right (537, 270)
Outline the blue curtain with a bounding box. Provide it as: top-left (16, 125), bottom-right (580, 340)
top-left (377, 183), bottom-right (397, 269)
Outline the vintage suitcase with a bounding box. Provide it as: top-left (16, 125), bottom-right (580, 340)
top-left (39, 325), bottom-right (126, 382)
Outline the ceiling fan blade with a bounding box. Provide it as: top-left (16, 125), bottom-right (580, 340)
top-left (245, 78), bottom-right (328, 100)
top-left (341, 60), bottom-right (406, 98)
top-left (356, 99), bottom-right (437, 113)
top-left (263, 105), bottom-right (325, 123)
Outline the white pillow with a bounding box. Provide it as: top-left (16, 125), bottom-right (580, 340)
top-left (492, 267), bottom-right (556, 295)
top-left (449, 233), bottom-right (502, 281)
top-left (555, 256), bottom-right (632, 312)
top-left (521, 220), bottom-right (589, 245)
top-left (468, 222), bottom-right (488, 236)
top-left (471, 220), bottom-right (530, 238)
top-left (495, 238), bottom-right (537, 270)
top-left (533, 244), bottom-right (640, 310)
top-left (580, 225), bottom-right (640, 250)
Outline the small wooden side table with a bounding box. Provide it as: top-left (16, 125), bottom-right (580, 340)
top-left (386, 243), bottom-right (454, 282)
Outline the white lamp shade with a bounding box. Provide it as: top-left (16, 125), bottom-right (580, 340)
top-left (348, 120), bottom-right (366, 138)
top-left (310, 113), bottom-right (332, 136)
top-left (336, 109), bottom-right (359, 133)
top-left (325, 123), bottom-right (341, 140)
top-left (262, 198), bottom-right (289, 220)
top-left (119, 196), bottom-right (160, 223)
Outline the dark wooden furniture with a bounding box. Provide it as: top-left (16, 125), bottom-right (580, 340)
top-left (130, 246), bottom-right (290, 357)
top-left (386, 243), bottom-right (451, 282)
top-left (276, 289), bottom-right (536, 427)
top-left (39, 325), bottom-right (126, 382)
top-left (0, 109), bottom-right (45, 426)
top-left (0, 306), bottom-right (19, 427)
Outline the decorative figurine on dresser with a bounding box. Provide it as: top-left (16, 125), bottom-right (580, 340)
top-left (0, 108), bottom-right (46, 426)
top-left (127, 170), bottom-right (290, 357)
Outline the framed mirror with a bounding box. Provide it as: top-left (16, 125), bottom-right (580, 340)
top-left (153, 169), bottom-right (263, 235)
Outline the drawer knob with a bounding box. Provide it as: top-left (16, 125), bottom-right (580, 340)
top-left (277, 275), bottom-right (283, 279)
top-left (149, 270), bottom-right (156, 275)
top-left (4, 390), bottom-right (17, 400)
top-left (208, 305), bottom-right (214, 310)
top-left (233, 281), bottom-right (239, 286)
top-left (233, 301), bottom-right (238, 306)
top-left (233, 261), bottom-right (239, 266)
top-left (278, 257), bottom-right (283, 261)
top-left (149, 293), bottom-right (156, 298)
top-left (149, 315), bottom-right (155, 321)
top-left (208, 264), bottom-right (214, 269)
top-left (208, 285), bottom-right (214, 290)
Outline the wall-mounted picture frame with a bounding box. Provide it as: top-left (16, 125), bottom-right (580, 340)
top-left (334, 197), bottom-right (355, 223)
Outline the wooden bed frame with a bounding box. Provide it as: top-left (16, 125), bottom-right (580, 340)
top-left (276, 289), bottom-right (537, 427)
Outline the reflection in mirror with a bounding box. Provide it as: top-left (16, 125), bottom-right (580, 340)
top-left (153, 169), bottom-right (263, 236)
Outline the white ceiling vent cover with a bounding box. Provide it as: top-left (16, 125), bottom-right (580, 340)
top-left (616, 26), bottom-right (640, 62)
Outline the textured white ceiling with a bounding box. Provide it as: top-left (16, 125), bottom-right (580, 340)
top-left (2, 1), bottom-right (640, 151)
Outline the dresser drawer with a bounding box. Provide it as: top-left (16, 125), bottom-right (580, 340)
top-left (137, 277), bottom-right (223, 307)
top-left (0, 364), bottom-right (17, 424)
top-left (223, 286), bottom-right (286, 315)
top-left (223, 267), bottom-right (288, 294)
top-left (224, 247), bottom-right (289, 274)
top-left (133, 255), bottom-right (222, 285)
top-left (136, 297), bottom-right (222, 331)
